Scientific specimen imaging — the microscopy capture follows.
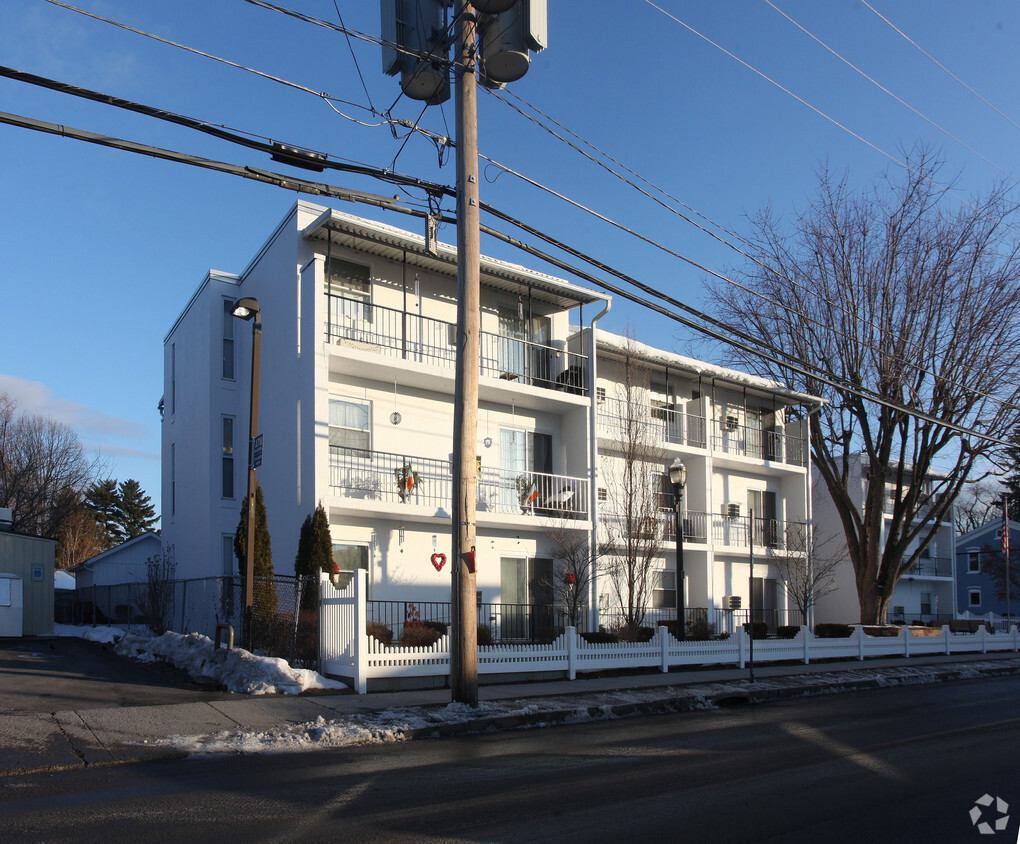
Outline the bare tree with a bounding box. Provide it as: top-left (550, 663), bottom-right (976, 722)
top-left (55, 501), bottom-right (106, 571)
top-left (541, 520), bottom-right (600, 629)
top-left (134, 545), bottom-right (177, 635)
top-left (708, 150), bottom-right (1020, 624)
top-left (0, 393), bottom-right (105, 538)
top-left (601, 346), bottom-right (668, 635)
top-left (771, 524), bottom-right (846, 623)
top-left (954, 480), bottom-right (1003, 535)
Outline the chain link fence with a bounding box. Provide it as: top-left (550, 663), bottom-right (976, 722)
top-left (57, 575), bottom-right (320, 668)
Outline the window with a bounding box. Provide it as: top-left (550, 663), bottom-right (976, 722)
top-left (170, 443), bottom-right (176, 516)
top-left (920, 592), bottom-right (932, 615)
top-left (222, 299), bottom-right (235, 380)
top-left (221, 416), bottom-right (235, 499)
top-left (327, 258), bottom-right (372, 321)
top-left (332, 543), bottom-right (369, 590)
top-left (222, 535), bottom-right (235, 577)
top-left (329, 398), bottom-right (370, 450)
top-left (969, 588), bottom-right (982, 608)
top-left (652, 569), bottom-right (677, 609)
top-left (171, 343), bottom-right (176, 415)
top-left (968, 551), bottom-right (981, 573)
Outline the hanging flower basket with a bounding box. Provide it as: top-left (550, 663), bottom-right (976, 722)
top-left (395, 463), bottom-right (423, 502)
top-left (328, 561), bottom-right (342, 589)
top-left (516, 474), bottom-right (539, 511)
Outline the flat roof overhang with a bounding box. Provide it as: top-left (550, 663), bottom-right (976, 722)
top-left (303, 208), bottom-right (609, 311)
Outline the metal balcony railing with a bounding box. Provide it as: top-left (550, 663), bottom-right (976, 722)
top-left (904, 557), bottom-right (953, 577)
top-left (328, 445), bottom-right (589, 519)
top-left (596, 397), bottom-right (707, 449)
top-left (326, 293), bottom-right (589, 395)
top-left (711, 419), bottom-right (807, 467)
top-left (601, 507), bottom-right (803, 550)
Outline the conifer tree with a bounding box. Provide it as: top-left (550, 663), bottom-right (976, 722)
top-left (234, 484), bottom-right (276, 615)
top-left (116, 479), bottom-right (158, 539)
top-left (294, 501), bottom-right (332, 609)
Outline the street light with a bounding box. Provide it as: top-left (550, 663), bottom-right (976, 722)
top-left (232, 297), bottom-right (261, 647)
top-left (669, 458), bottom-right (687, 641)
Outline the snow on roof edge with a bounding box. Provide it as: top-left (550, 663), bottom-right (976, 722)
top-left (588, 328), bottom-right (824, 406)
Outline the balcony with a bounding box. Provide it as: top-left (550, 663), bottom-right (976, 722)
top-left (597, 397), bottom-right (707, 449)
top-left (602, 507), bottom-right (804, 550)
top-left (329, 445), bottom-right (589, 519)
top-left (326, 294), bottom-right (589, 395)
top-left (712, 419), bottom-right (806, 467)
top-left (904, 557), bottom-right (953, 578)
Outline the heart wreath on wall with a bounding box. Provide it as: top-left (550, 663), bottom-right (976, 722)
top-left (431, 552), bottom-right (447, 572)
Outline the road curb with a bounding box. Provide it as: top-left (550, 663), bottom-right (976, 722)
top-left (391, 658), bottom-right (1020, 742)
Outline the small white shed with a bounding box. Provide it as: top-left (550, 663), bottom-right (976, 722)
top-left (0, 573), bottom-right (24, 637)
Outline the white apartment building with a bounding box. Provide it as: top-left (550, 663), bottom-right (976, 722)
top-left (588, 332), bottom-right (817, 633)
top-left (162, 201), bottom-right (820, 633)
top-left (812, 453), bottom-right (957, 625)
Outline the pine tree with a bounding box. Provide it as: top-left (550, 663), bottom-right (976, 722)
top-left (234, 484), bottom-right (276, 616)
top-left (116, 479), bottom-right (158, 539)
top-left (84, 479), bottom-right (120, 547)
top-left (294, 502), bottom-right (332, 609)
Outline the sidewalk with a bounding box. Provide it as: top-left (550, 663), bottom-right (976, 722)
top-left (3, 650), bottom-right (1019, 776)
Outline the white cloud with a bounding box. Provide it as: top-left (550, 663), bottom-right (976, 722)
top-left (0, 373), bottom-right (154, 455)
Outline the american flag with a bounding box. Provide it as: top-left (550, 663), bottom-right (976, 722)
top-left (1003, 501), bottom-right (1010, 558)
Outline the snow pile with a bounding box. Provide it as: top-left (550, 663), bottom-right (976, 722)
top-left (54, 623), bottom-right (345, 695)
top-left (156, 697), bottom-right (622, 755)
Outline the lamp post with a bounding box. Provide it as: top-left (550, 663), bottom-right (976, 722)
top-left (669, 459), bottom-right (687, 641)
top-left (232, 297), bottom-right (261, 648)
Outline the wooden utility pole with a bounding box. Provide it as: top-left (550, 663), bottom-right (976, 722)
top-left (450, 0), bottom-right (480, 707)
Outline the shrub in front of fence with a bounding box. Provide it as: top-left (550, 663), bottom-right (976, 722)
top-left (367, 621), bottom-right (394, 646)
top-left (685, 617), bottom-right (718, 641)
top-left (477, 625), bottom-right (493, 646)
top-left (743, 622), bottom-right (769, 640)
top-left (398, 621), bottom-right (444, 648)
top-left (615, 624), bottom-right (656, 642)
top-left (776, 625), bottom-right (800, 639)
top-left (814, 623), bottom-right (854, 638)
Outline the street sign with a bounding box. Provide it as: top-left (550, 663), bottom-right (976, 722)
top-left (251, 433), bottom-right (263, 469)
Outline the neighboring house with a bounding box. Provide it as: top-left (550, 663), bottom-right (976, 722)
top-left (955, 519), bottom-right (1019, 619)
top-left (0, 507), bottom-right (57, 636)
top-left (813, 453), bottom-right (956, 625)
top-left (161, 202), bottom-right (820, 632)
top-left (72, 532), bottom-right (162, 590)
top-left (71, 532), bottom-right (163, 627)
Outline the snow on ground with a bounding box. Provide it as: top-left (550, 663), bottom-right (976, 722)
top-left (52, 624), bottom-right (1020, 759)
top-left (54, 623), bottom-right (346, 695)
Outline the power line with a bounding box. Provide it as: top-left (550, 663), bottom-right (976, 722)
top-left (860, 0), bottom-right (1020, 136)
top-left (1, 104), bottom-right (1016, 448)
top-left (764, 0), bottom-right (1019, 185)
top-left (42, 0), bottom-right (387, 129)
top-left (0, 65), bottom-right (452, 202)
top-left (7, 59), bottom-right (1011, 418)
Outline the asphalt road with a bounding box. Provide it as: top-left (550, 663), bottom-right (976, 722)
top-left (0, 637), bottom-right (235, 713)
top-left (1, 673), bottom-right (1017, 842)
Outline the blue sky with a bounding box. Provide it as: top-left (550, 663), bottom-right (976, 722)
top-left (2, 1), bottom-right (1019, 525)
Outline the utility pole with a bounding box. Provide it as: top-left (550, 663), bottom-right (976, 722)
top-left (450, 0), bottom-right (480, 707)
top-left (380, 0), bottom-right (545, 707)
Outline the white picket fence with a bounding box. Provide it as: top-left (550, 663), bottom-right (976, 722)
top-left (319, 572), bottom-right (1020, 694)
